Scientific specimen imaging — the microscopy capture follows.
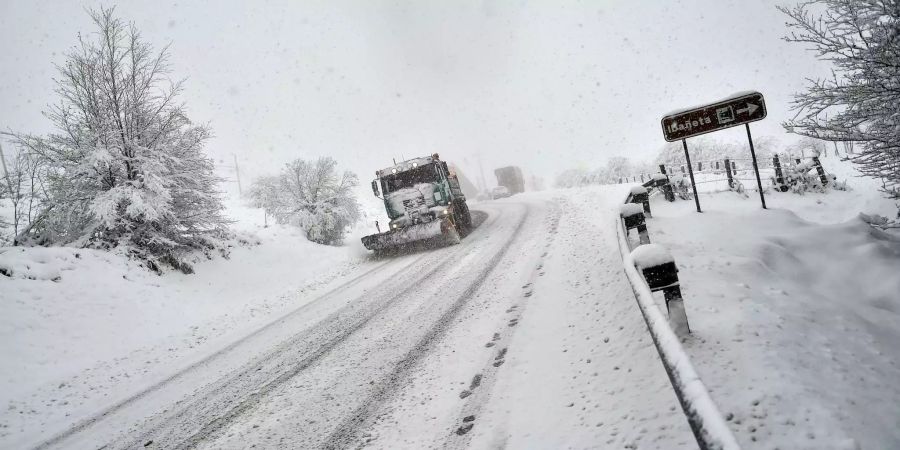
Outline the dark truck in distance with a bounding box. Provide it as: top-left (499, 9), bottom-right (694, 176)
top-left (494, 166), bottom-right (525, 195)
top-left (362, 154), bottom-right (472, 252)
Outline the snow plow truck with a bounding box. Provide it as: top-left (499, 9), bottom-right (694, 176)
top-left (362, 154), bottom-right (472, 252)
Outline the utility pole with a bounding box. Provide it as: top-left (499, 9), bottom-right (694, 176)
top-left (232, 154), bottom-right (242, 196)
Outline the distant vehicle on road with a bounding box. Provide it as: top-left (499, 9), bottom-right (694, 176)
top-left (491, 185), bottom-right (511, 199)
top-left (494, 166), bottom-right (525, 195)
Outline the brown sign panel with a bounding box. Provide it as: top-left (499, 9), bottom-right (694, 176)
top-left (661, 92), bottom-right (766, 142)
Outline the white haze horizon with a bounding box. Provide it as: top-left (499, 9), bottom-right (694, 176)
top-left (1, 0), bottom-right (831, 191)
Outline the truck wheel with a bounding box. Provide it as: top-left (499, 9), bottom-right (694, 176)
top-left (456, 201), bottom-right (472, 233)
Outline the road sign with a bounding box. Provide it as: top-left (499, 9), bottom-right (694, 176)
top-left (661, 92), bottom-right (766, 142)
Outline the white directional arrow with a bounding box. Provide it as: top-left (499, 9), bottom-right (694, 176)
top-left (736, 102), bottom-right (759, 116)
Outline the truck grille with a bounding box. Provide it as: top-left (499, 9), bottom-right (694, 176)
top-left (403, 197), bottom-right (425, 212)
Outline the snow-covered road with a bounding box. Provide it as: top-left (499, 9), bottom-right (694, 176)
top-left (29, 193), bottom-right (693, 449)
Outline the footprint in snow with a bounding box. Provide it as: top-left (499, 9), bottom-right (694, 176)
top-left (470, 374), bottom-right (482, 389)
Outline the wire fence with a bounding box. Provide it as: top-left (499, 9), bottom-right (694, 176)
top-left (618, 155), bottom-right (834, 194)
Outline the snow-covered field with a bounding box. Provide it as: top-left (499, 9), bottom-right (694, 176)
top-left (1, 157), bottom-right (897, 449)
top-left (638, 157), bottom-right (900, 448)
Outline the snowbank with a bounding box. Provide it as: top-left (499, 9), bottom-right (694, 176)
top-left (649, 168), bottom-right (900, 448)
top-left (0, 247), bottom-right (81, 281)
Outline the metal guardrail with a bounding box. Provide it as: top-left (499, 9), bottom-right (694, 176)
top-left (616, 193), bottom-right (741, 450)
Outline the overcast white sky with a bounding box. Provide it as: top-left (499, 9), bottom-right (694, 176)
top-left (1, 0), bottom-right (830, 188)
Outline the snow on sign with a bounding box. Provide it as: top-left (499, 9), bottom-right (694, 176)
top-left (661, 92), bottom-right (767, 142)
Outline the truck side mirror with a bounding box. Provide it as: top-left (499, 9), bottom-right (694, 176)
top-left (371, 179), bottom-right (380, 197)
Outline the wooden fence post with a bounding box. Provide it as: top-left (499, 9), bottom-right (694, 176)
top-left (724, 158), bottom-right (734, 188)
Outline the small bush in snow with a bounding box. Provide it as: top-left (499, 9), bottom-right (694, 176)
top-left (772, 157), bottom-right (846, 195)
top-left (668, 174), bottom-right (693, 200)
top-left (248, 157), bottom-right (361, 245)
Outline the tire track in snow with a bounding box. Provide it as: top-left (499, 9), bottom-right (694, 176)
top-left (116, 207), bottom-right (504, 449)
top-left (127, 253), bottom-right (471, 448)
top-left (321, 203), bottom-right (532, 449)
top-left (32, 257), bottom-right (398, 450)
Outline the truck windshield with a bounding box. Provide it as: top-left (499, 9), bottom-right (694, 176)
top-left (381, 164), bottom-right (438, 194)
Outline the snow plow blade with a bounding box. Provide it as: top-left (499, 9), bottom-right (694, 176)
top-left (362, 217), bottom-right (458, 251)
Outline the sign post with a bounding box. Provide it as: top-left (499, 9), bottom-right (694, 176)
top-left (681, 139), bottom-right (701, 212)
top-left (745, 123), bottom-right (767, 209)
top-left (661, 91), bottom-right (768, 210)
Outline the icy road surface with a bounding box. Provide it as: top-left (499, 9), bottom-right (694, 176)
top-left (36, 193), bottom-right (693, 449)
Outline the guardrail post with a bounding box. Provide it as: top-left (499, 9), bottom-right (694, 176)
top-left (697, 161), bottom-right (702, 172)
top-left (724, 158), bottom-right (734, 188)
top-left (773, 154), bottom-right (788, 191)
top-left (630, 186), bottom-right (651, 217)
top-left (811, 156), bottom-right (829, 186)
top-left (656, 166), bottom-right (675, 202)
top-left (631, 244), bottom-right (690, 336)
top-left (620, 204), bottom-right (650, 245)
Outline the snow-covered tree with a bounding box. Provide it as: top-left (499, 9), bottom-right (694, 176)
top-left (248, 157), bottom-right (361, 245)
top-left (779, 0), bottom-right (900, 202)
top-left (8, 7), bottom-right (228, 272)
top-left (605, 156), bottom-right (634, 181)
top-left (0, 141), bottom-right (51, 245)
top-left (554, 168), bottom-right (591, 188)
